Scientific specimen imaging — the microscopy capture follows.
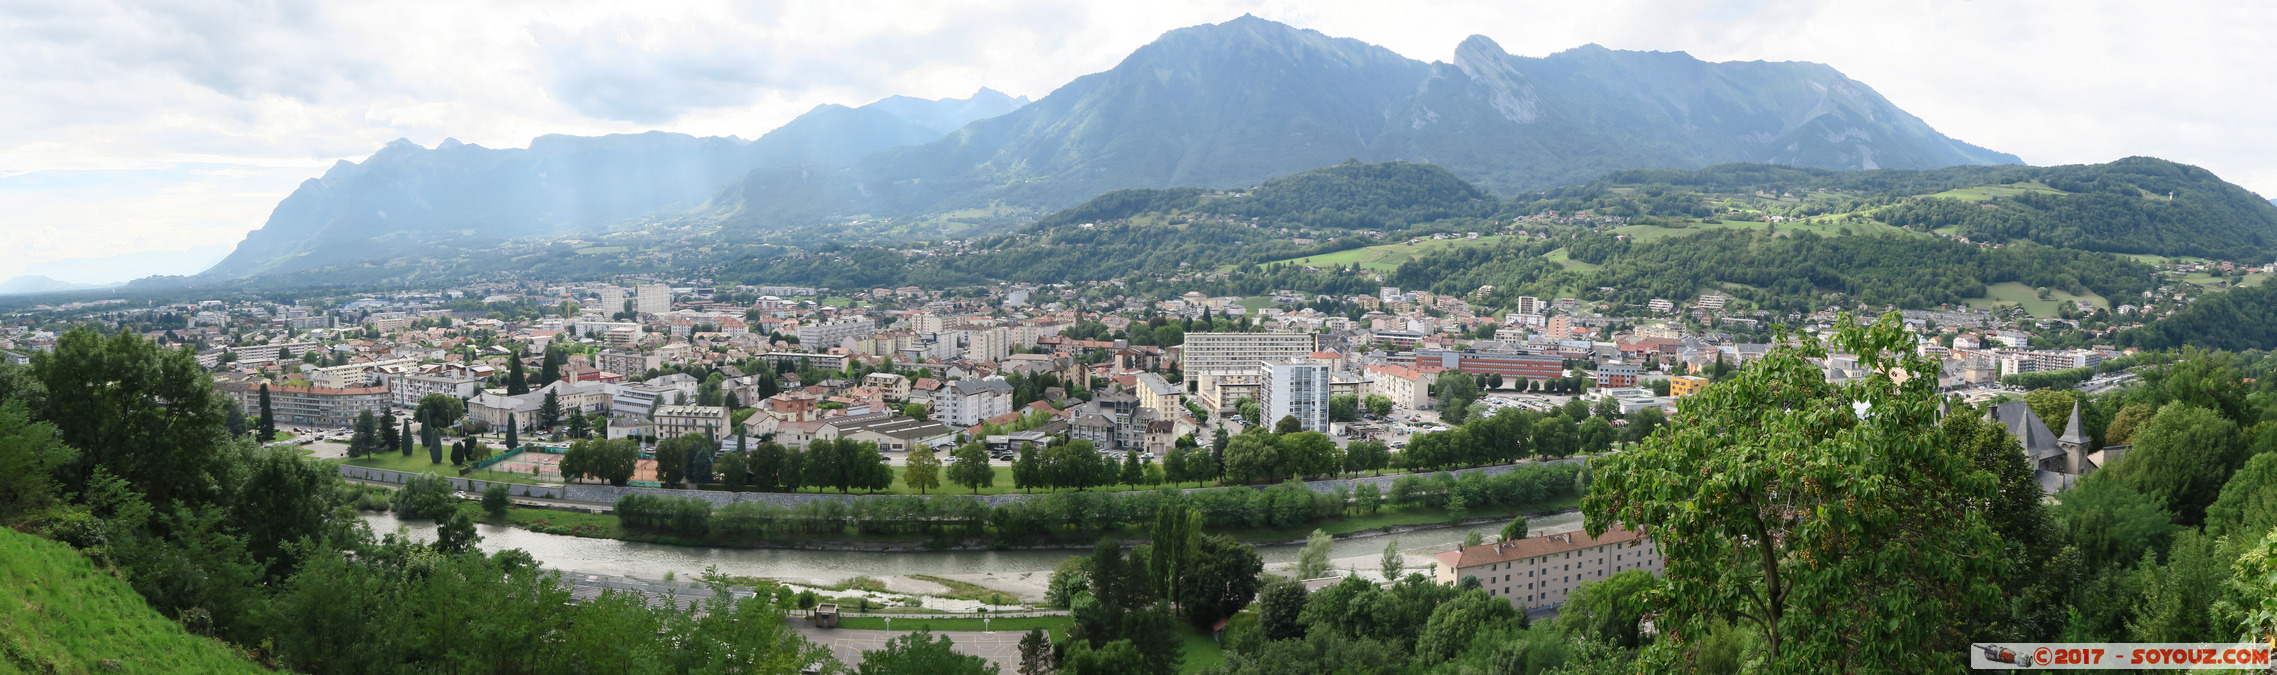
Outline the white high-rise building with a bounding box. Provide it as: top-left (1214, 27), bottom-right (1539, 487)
top-left (965, 326), bottom-right (1012, 363)
top-left (1512, 296), bottom-right (1544, 316)
top-left (1259, 359), bottom-right (1332, 433)
top-left (634, 284), bottom-right (672, 316)
top-left (1185, 332), bottom-right (1317, 409)
top-left (595, 286), bottom-right (627, 315)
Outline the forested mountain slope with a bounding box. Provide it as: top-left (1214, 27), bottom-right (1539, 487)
top-left (714, 15), bottom-right (2015, 229)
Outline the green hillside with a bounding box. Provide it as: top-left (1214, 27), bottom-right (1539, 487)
top-left (0, 529), bottom-right (266, 674)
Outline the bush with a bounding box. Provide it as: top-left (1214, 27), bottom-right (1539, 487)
top-left (390, 476), bottom-right (459, 520)
top-left (482, 483), bottom-right (510, 517)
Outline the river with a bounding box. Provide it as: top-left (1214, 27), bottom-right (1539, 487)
top-left (360, 509), bottom-right (1585, 594)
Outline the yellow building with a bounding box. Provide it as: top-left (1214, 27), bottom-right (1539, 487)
top-left (1669, 375), bottom-right (1710, 398)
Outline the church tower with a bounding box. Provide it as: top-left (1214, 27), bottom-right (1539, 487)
top-left (2057, 401), bottom-right (2092, 475)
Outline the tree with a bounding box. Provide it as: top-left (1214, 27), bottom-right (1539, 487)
top-left (257, 383), bottom-right (276, 442)
top-left (507, 355), bottom-right (528, 395)
top-left (423, 423), bottom-right (442, 463)
top-left (1413, 590), bottom-right (1520, 664)
top-left (2128, 529), bottom-right (2228, 643)
top-left (1380, 539), bottom-right (1405, 581)
top-left (656, 435), bottom-right (707, 486)
top-left (905, 444), bottom-right (942, 495)
top-left (1177, 534), bottom-right (1262, 632)
top-left (1257, 576), bottom-right (1308, 641)
top-left (540, 346), bottom-right (562, 387)
top-left (0, 402), bottom-right (74, 519)
top-left (565, 410), bottom-right (589, 439)
top-left (2098, 402), bottom-right (2245, 525)
top-left (718, 448), bottom-right (749, 492)
top-left (539, 389), bottom-right (563, 430)
top-left (400, 419), bottom-right (414, 457)
top-left (1344, 441), bottom-right (1389, 476)
top-left (1222, 432), bottom-right (1281, 485)
top-left (2105, 402), bottom-right (2157, 445)
top-left (1235, 397), bottom-right (1262, 425)
top-left (1582, 314), bottom-right (2013, 670)
top-left (1328, 394), bottom-right (1360, 423)
top-left (2207, 451), bottom-right (2277, 539)
top-left (1296, 529), bottom-right (1333, 579)
top-left (1277, 431), bottom-right (1335, 479)
top-left (416, 394), bottom-right (465, 430)
top-left (1434, 370), bottom-right (1479, 411)
top-left (34, 327), bottom-right (232, 505)
top-left (504, 418), bottom-right (518, 452)
top-left (857, 630), bottom-right (997, 675)
top-left (2049, 475), bottom-right (2178, 570)
top-left (349, 409), bottom-right (379, 458)
top-left (1561, 570), bottom-right (1657, 649)
top-left (1013, 445), bottom-right (1043, 493)
top-left (1618, 406), bottom-right (1667, 445)
top-left (1364, 394), bottom-right (1394, 417)
top-left (1017, 628), bottom-right (1053, 675)
top-left (482, 483), bottom-right (511, 517)
top-left (903, 403), bottom-right (929, 419)
top-left (379, 409), bottom-right (400, 451)
top-left (949, 443), bottom-right (994, 494)
top-left (1500, 516), bottom-right (1529, 542)
top-left (1162, 444), bottom-right (1190, 486)
top-left (1119, 449), bottom-right (1144, 488)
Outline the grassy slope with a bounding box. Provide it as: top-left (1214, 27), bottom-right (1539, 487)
top-left (0, 529), bottom-right (266, 674)
top-left (1255, 235), bottom-right (1510, 271)
top-left (1962, 281), bottom-right (2110, 317)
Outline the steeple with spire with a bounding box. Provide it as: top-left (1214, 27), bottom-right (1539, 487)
top-left (2057, 401), bottom-right (2091, 475)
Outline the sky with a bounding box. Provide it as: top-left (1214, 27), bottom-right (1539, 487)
top-left (3, 0), bottom-right (2274, 284)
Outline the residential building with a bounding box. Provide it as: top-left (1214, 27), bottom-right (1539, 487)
top-left (965, 326), bottom-right (1012, 362)
top-left (221, 381), bottom-right (391, 428)
top-left (1433, 526), bottom-right (1662, 611)
top-left (595, 286), bottom-right (627, 315)
top-left (1364, 363), bottom-right (1430, 410)
top-left (385, 371), bottom-right (483, 409)
top-left (1668, 375), bottom-right (1710, 398)
top-left (1184, 332), bottom-right (1317, 409)
top-left (597, 350), bottom-right (661, 378)
top-left (1595, 363), bottom-right (1641, 388)
top-left (1260, 359), bottom-right (1332, 433)
top-left (864, 373), bottom-right (912, 401)
top-left (797, 317), bottom-right (878, 348)
top-left (1134, 372), bottom-right (1181, 418)
top-left (936, 378), bottom-right (1015, 427)
top-left (1417, 349), bottom-right (1564, 380)
top-left (634, 283), bottom-right (672, 315)
top-left (653, 404), bottom-right (731, 439)
top-left (468, 379), bottom-right (613, 432)
top-left (1513, 296), bottom-right (1544, 316)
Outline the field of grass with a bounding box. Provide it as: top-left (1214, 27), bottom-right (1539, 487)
top-left (1543, 248), bottom-right (1600, 271)
top-left (335, 450), bottom-right (540, 484)
top-left (1961, 281), bottom-right (2109, 317)
top-left (1234, 296), bottom-right (1279, 311)
top-left (1925, 181), bottom-right (2067, 202)
top-left (0, 529), bottom-right (266, 674)
top-left (1257, 235), bottom-right (1508, 271)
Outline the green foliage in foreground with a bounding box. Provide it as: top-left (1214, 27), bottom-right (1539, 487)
top-left (0, 527), bottom-right (265, 674)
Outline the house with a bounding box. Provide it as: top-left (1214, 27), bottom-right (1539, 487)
top-left (1364, 363), bottom-right (1429, 411)
top-left (863, 372), bottom-right (912, 401)
top-left (1986, 401), bottom-right (2119, 494)
top-left (1433, 526), bottom-right (1662, 611)
top-left (936, 378), bottom-right (1015, 427)
top-left (467, 379), bottom-right (613, 432)
top-left (653, 404), bottom-right (730, 439)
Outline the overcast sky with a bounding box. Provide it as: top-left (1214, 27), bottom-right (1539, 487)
top-left (3, 0), bottom-right (2273, 283)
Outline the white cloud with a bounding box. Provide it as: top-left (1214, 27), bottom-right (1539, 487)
top-left (1, 0), bottom-right (2272, 280)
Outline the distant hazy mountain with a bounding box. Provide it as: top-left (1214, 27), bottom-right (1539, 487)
top-left (205, 91), bottom-right (1027, 278)
top-left (745, 88), bottom-right (1029, 168)
top-left (0, 275), bottom-right (103, 295)
top-left (211, 15), bottom-right (2014, 278)
top-left (715, 15), bottom-right (2017, 228)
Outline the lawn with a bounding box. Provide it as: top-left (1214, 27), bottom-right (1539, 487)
top-left (1962, 281), bottom-right (2108, 317)
top-left (1543, 248), bottom-right (1600, 271)
top-left (1234, 296), bottom-right (1279, 311)
top-left (1924, 181), bottom-right (2067, 202)
top-left (0, 529), bottom-right (266, 674)
top-left (335, 449), bottom-right (545, 485)
top-left (1254, 235), bottom-right (1509, 272)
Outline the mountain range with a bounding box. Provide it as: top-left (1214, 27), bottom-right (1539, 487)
top-left (205, 15), bottom-right (2016, 279)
